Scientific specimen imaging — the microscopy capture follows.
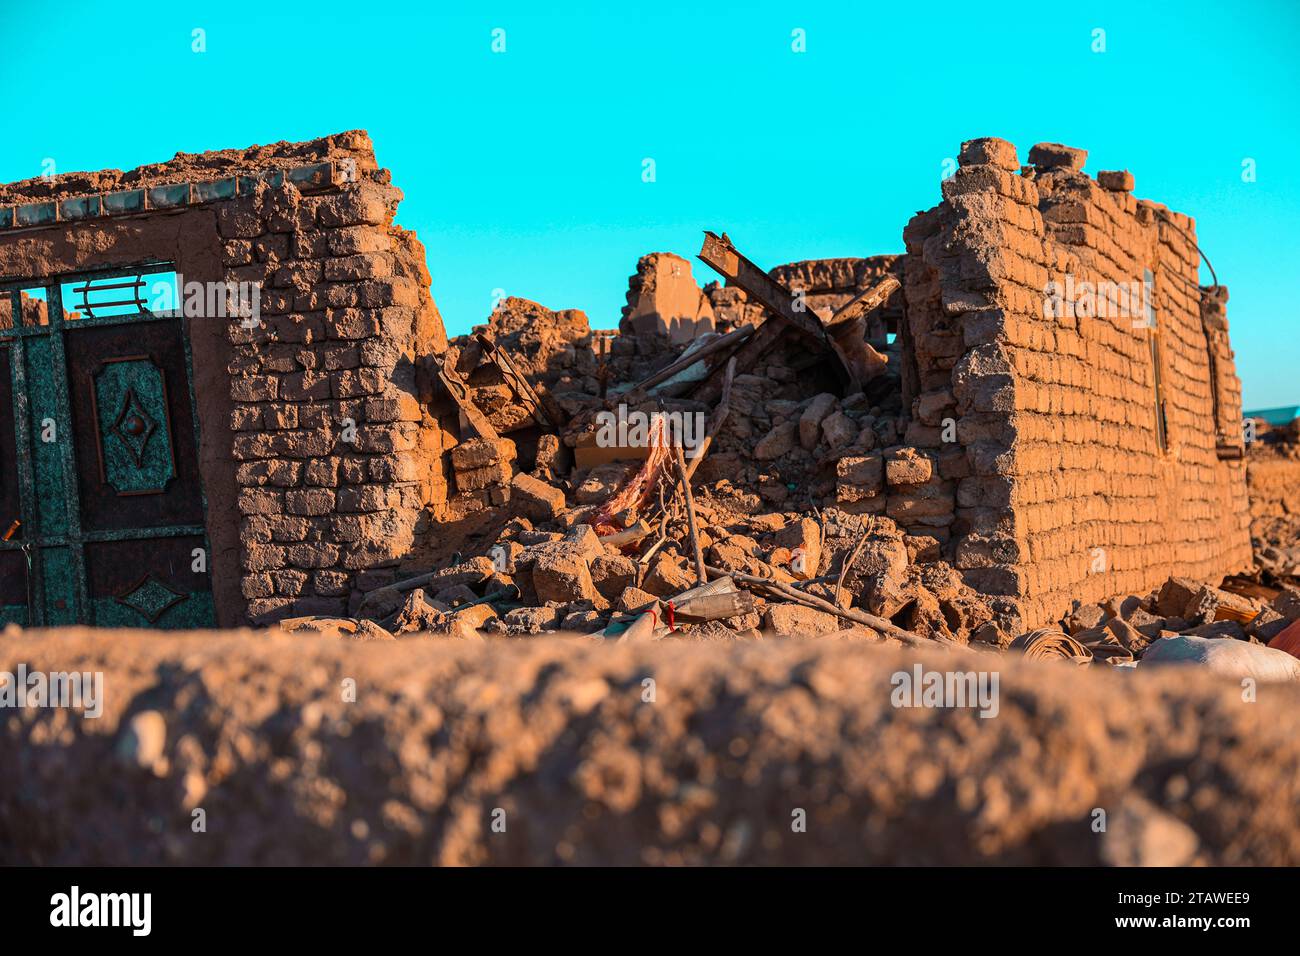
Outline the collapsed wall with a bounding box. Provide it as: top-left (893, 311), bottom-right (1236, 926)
top-left (902, 138), bottom-right (1251, 629)
top-left (0, 132), bottom-right (451, 625)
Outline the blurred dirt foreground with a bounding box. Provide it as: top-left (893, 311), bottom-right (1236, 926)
top-left (2, 630), bottom-right (1298, 866)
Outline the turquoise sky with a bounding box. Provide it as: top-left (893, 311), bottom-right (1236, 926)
top-left (2, 0), bottom-right (1297, 406)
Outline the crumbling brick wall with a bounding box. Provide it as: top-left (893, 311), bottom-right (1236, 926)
top-left (0, 132), bottom-right (450, 625)
top-left (901, 138), bottom-right (1251, 629)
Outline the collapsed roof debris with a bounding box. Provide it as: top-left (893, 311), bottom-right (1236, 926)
top-left (277, 163), bottom-right (1299, 674)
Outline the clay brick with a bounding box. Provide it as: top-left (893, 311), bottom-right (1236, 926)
top-left (325, 308), bottom-right (381, 339)
top-left (958, 137), bottom-right (1019, 171)
top-left (511, 472), bottom-right (566, 521)
top-left (456, 461), bottom-right (513, 492)
top-left (1097, 170), bottom-right (1135, 192)
top-left (314, 188), bottom-right (391, 228)
top-left (837, 455), bottom-right (883, 494)
top-left (230, 375), bottom-right (278, 402)
top-left (885, 447), bottom-right (933, 486)
top-left (285, 489), bottom-right (336, 516)
top-left (451, 437), bottom-right (517, 471)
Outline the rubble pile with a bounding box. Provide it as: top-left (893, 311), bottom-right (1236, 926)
top-left (1246, 416), bottom-right (1300, 579)
top-left (277, 231), bottom-right (1296, 679)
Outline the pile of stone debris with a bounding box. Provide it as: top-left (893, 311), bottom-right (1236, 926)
top-left (1246, 415), bottom-right (1300, 581)
top-left (281, 235), bottom-right (1299, 677)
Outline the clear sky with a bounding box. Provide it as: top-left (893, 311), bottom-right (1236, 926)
top-left (2, 0), bottom-right (1297, 407)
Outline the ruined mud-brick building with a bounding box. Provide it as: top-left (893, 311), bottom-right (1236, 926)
top-left (0, 132), bottom-right (1251, 631)
top-left (0, 132), bottom-right (450, 627)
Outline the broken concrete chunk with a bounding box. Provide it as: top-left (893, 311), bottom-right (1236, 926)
top-left (774, 517), bottom-right (822, 581)
top-left (836, 454), bottom-right (883, 499)
top-left (511, 472), bottom-right (566, 521)
top-left (1273, 588), bottom-right (1300, 622)
top-left (574, 462), bottom-right (632, 505)
top-left (503, 605), bottom-right (560, 632)
top-left (755, 421), bottom-right (797, 460)
top-left (799, 393), bottom-right (837, 450)
top-left (534, 433), bottom-right (567, 480)
top-left (1105, 617), bottom-right (1150, 654)
top-left (641, 552), bottom-right (696, 597)
top-left (958, 137), bottom-right (1020, 171)
top-left (560, 608), bottom-right (605, 633)
top-left (390, 588), bottom-right (447, 634)
top-left (764, 602), bottom-right (842, 637)
top-left (451, 436), bottom-right (516, 471)
top-left (1028, 142), bottom-right (1087, 171)
top-left (531, 548), bottom-right (598, 604)
top-left (747, 514), bottom-right (786, 534)
top-left (1067, 602), bottom-right (1108, 634)
top-left (1156, 577), bottom-right (1201, 618)
top-left (616, 586), bottom-right (659, 614)
top-left (1247, 607), bottom-right (1289, 642)
top-left (590, 553), bottom-right (636, 600)
top-left (1097, 169), bottom-right (1135, 192)
top-left (432, 583), bottom-right (478, 606)
top-left (1182, 586), bottom-right (1259, 626)
top-left (820, 411), bottom-right (856, 450)
top-left (430, 556), bottom-right (496, 589)
top-left (885, 447), bottom-right (933, 486)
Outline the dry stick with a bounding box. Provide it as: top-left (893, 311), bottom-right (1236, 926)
top-left (637, 481), bottom-right (673, 583)
top-left (834, 516), bottom-right (875, 609)
top-left (684, 356), bottom-right (737, 483)
top-left (706, 564), bottom-right (968, 651)
top-left (671, 442), bottom-right (708, 585)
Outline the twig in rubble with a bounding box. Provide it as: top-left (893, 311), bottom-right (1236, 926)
top-left (706, 564), bottom-right (968, 652)
top-left (636, 482), bottom-right (674, 581)
top-left (670, 441), bottom-right (707, 585)
top-left (834, 516), bottom-right (875, 609)
top-left (684, 356), bottom-right (737, 483)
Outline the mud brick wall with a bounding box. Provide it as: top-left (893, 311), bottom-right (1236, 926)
top-left (0, 132), bottom-right (452, 626)
top-left (216, 147), bottom-right (449, 623)
top-left (901, 138), bottom-right (1251, 629)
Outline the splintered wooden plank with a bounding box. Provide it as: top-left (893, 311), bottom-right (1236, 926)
top-left (697, 232), bottom-right (828, 347)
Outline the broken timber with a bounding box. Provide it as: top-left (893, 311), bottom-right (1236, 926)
top-left (694, 231), bottom-right (894, 400)
top-left (437, 353), bottom-right (499, 440)
top-left (474, 331), bottom-right (566, 430)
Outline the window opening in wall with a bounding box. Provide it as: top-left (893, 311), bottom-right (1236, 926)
top-left (59, 269), bottom-right (180, 321)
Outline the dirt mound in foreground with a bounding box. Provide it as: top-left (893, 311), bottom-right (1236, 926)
top-left (2, 630), bottom-right (1298, 865)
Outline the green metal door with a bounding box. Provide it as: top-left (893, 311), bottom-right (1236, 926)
top-left (0, 264), bottom-right (215, 628)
